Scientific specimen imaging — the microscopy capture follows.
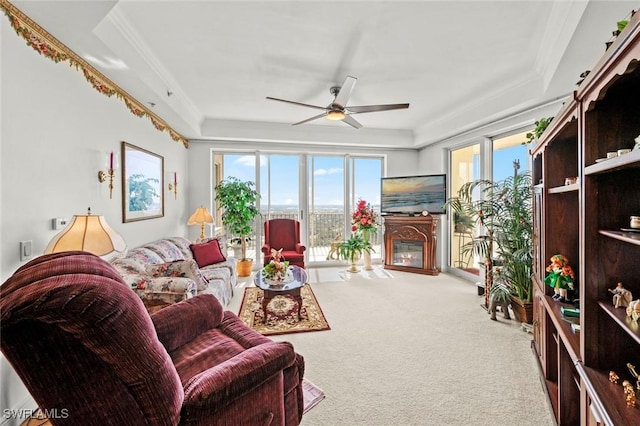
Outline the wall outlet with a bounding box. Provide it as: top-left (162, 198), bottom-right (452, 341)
top-left (20, 240), bottom-right (32, 261)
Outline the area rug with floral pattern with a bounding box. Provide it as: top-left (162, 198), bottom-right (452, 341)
top-left (237, 284), bottom-right (330, 336)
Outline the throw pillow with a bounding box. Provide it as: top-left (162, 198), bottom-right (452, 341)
top-left (190, 239), bottom-right (226, 268)
top-left (146, 260), bottom-right (208, 291)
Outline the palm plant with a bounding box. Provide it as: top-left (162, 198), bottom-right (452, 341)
top-left (445, 172), bottom-right (533, 303)
top-left (492, 173), bottom-right (533, 302)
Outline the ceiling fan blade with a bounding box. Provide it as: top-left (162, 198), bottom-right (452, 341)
top-left (347, 103), bottom-right (410, 114)
top-left (332, 76), bottom-right (357, 108)
top-left (342, 115), bottom-right (362, 129)
top-left (266, 97), bottom-right (328, 111)
top-left (292, 112), bottom-right (328, 126)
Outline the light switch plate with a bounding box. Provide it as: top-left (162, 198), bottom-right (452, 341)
top-left (20, 240), bottom-right (32, 261)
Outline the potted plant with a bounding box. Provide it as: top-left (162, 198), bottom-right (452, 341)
top-left (444, 172), bottom-right (534, 323)
top-left (338, 232), bottom-right (373, 273)
top-left (525, 117), bottom-right (553, 144)
top-left (214, 177), bottom-right (260, 277)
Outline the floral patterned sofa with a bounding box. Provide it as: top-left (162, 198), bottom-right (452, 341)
top-left (110, 236), bottom-right (236, 306)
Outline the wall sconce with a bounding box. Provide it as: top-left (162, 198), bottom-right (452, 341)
top-left (168, 172), bottom-right (179, 199)
top-left (98, 151), bottom-right (119, 199)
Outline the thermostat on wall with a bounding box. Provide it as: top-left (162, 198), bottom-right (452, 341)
top-left (52, 217), bottom-right (69, 230)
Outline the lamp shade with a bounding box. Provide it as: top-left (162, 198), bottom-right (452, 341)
top-left (45, 214), bottom-right (127, 257)
top-left (188, 207), bottom-right (213, 225)
top-left (188, 206), bottom-right (213, 240)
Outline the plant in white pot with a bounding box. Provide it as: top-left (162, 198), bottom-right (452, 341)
top-left (214, 177), bottom-right (260, 277)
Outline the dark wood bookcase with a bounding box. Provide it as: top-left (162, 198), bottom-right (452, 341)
top-left (531, 10), bottom-right (640, 426)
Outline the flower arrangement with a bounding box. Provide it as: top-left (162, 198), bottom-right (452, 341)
top-left (544, 254), bottom-right (575, 302)
top-left (262, 248), bottom-right (291, 283)
top-left (351, 199), bottom-right (377, 233)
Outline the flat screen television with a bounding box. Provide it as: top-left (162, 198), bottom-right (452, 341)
top-left (381, 174), bottom-right (446, 215)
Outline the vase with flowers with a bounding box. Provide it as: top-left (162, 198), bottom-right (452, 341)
top-left (262, 248), bottom-right (293, 286)
top-left (351, 199), bottom-right (378, 270)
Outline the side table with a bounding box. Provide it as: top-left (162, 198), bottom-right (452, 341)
top-left (253, 265), bottom-right (308, 323)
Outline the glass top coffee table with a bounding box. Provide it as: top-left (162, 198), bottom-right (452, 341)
top-left (253, 265), bottom-right (308, 323)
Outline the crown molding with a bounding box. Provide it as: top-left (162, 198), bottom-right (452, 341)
top-left (0, 0), bottom-right (189, 148)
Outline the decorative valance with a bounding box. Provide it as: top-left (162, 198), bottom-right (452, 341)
top-left (0, 0), bottom-right (188, 148)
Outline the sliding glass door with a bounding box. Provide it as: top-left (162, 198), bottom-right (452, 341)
top-left (447, 129), bottom-right (532, 276)
top-left (349, 157), bottom-right (383, 261)
top-left (492, 130), bottom-right (531, 180)
top-left (449, 144), bottom-right (480, 275)
top-left (259, 154), bottom-right (301, 265)
top-left (213, 153), bottom-right (258, 260)
top-left (307, 156), bottom-right (345, 263)
top-left (213, 151), bottom-right (383, 268)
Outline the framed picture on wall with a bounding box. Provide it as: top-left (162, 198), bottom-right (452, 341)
top-left (121, 141), bottom-right (164, 222)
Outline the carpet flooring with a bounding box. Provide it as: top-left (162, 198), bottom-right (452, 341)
top-left (231, 266), bottom-right (555, 426)
top-left (237, 284), bottom-right (331, 336)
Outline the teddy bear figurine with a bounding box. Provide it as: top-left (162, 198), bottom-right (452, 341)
top-left (544, 254), bottom-right (575, 303)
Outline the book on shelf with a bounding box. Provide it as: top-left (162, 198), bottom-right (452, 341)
top-left (571, 323), bottom-right (581, 333)
top-left (560, 306), bottom-right (580, 317)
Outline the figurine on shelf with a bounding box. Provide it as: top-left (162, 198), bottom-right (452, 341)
top-left (627, 300), bottom-right (640, 321)
top-left (609, 282), bottom-right (633, 308)
top-left (623, 380), bottom-right (636, 407)
top-left (628, 363), bottom-right (640, 392)
top-left (609, 371), bottom-right (620, 384)
top-left (544, 254), bottom-right (575, 303)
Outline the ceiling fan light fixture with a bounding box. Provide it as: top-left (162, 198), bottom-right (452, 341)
top-left (326, 110), bottom-right (345, 121)
top-left (266, 76), bottom-right (409, 129)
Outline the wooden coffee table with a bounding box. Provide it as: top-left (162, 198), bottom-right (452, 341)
top-left (253, 265), bottom-right (308, 323)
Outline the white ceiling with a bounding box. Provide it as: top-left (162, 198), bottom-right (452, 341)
top-left (10, 0), bottom-right (639, 148)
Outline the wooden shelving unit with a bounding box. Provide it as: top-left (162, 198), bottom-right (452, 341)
top-left (531, 9), bottom-right (640, 425)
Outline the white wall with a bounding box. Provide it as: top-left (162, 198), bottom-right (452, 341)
top-left (0, 20), bottom-right (189, 424)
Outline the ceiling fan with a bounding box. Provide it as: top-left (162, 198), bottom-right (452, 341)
top-left (266, 76), bottom-right (409, 129)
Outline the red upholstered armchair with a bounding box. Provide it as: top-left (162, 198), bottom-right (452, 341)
top-left (0, 252), bottom-right (305, 426)
top-left (262, 219), bottom-right (306, 268)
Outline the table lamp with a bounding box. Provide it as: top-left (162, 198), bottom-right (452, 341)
top-left (45, 208), bottom-right (126, 257)
top-left (188, 206), bottom-right (213, 240)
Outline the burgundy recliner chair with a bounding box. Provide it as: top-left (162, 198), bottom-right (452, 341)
top-left (261, 219), bottom-right (306, 268)
top-left (0, 251), bottom-right (305, 425)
